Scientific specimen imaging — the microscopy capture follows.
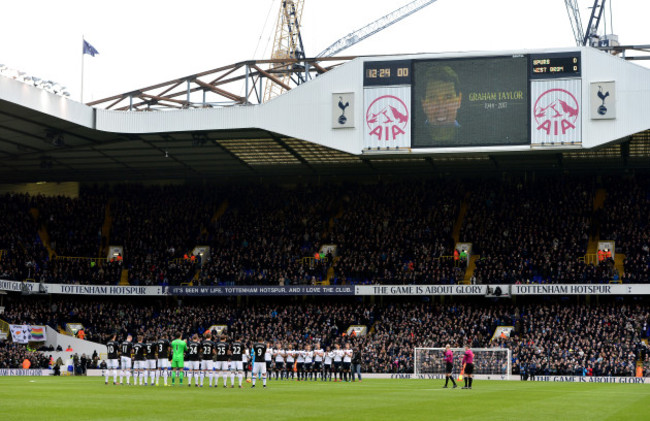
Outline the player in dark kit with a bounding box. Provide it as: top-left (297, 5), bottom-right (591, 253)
top-left (156, 335), bottom-right (171, 386)
top-left (200, 331), bottom-right (215, 387)
top-left (462, 345), bottom-right (475, 389)
top-left (133, 335), bottom-right (146, 386)
top-left (186, 334), bottom-right (201, 387)
top-left (106, 334), bottom-right (120, 385)
top-left (230, 336), bottom-right (244, 388)
top-left (119, 335), bottom-right (133, 385)
top-left (144, 338), bottom-right (157, 386)
top-left (443, 344), bottom-right (457, 388)
top-left (251, 339), bottom-right (267, 388)
top-left (215, 336), bottom-right (230, 387)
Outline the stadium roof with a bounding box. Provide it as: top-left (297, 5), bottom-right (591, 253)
top-left (1, 98), bottom-right (647, 184)
top-left (2, 50), bottom-right (650, 184)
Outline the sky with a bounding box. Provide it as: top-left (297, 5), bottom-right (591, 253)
top-left (1, 0), bottom-right (648, 102)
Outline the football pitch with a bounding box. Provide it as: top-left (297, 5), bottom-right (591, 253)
top-left (2, 377), bottom-right (650, 420)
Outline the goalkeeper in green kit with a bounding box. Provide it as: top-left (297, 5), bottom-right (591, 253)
top-left (171, 331), bottom-right (187, 385)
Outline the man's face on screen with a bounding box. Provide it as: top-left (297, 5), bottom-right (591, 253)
top-left (421, 80), bottom-right (461, 126)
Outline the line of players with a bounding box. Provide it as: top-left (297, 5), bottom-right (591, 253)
top-left (265, 342), bottom-right (358, 382)
top-left (105, 331), bottom-right (262, 387)
top-left (105, 331), bottom-right (360, 387)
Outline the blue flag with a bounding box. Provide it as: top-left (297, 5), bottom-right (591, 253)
top-left (82, 40), bottom-right (99, 57)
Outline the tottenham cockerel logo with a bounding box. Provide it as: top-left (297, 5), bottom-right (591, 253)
top-left (534, 88), bottom-right (579, 136)
top-left (365, 95), bottom-right (409, 141)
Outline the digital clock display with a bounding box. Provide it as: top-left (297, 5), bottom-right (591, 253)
top-left (363, 60), bottom-right (412, 86)
top-left (529, 52), bottom-right (581, 79)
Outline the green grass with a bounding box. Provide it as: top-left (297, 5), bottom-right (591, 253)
top-left (1, 377), bottom-right (650, 420)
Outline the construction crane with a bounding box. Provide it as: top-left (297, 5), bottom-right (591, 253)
top-left (316, 0), bottom-right (439, 58)
top-left (263, 0), bottom-right (439, 101)
top-left (564, 0), bottom-right (608, 46)
top-left (263, 0), bottom-right (306, 102)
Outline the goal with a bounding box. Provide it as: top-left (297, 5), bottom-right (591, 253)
top-left (414, 347), bottom-right (511, 379)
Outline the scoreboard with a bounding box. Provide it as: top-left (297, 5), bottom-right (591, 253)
top-left (530, 52), bottom-right (581, 79)
top-left (362, 52), bottom-right (582, 150)
top-left (363, 60), bottom-right (412, 86)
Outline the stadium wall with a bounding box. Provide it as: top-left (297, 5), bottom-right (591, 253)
top-left (0, 75), bottom-right (93, 127)
top-left (367, 374), bottom-right (648, 383)
top-left (5, 47), bottom-right (650, 157)
top-left (88, 48), bottom-right (650, 155)
top-left (0, 369), bottom-right (53, 376)
top-left (0, 182), bottom-right (79, 198)
top-left (94, 59), bottom-right (364, 155)
top-left (582, 48), bottom-right (650, 148)
top-left (55, 371), bottom-right (647, 383)
top-left (44, 326), bottom-right (107, 357)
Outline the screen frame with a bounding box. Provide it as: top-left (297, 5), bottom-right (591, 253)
top-left (410, 54), bottom-right (531, 149)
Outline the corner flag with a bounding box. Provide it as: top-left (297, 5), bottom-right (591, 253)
top-left (82, 40), bottom-right (99, 57)
top-left (458, 363), bottom-right (465, 381)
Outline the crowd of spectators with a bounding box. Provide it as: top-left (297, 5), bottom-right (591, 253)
top-left (38, 188), bottom-right (108, 258)
top-left (460, 178), bottom-right (596, 284)
top-left (0, 193), bottom-right (49, 282)
top-left (2, 296), bottom-right (649, 376)
top-left (505, 303), bottom-right (645, 377)
top-left (0, 174), bottom-right (649, 286)
top-left (110, 184), bottom-right (220, 285)
top-left (329, 181), bottom-right (463, 285)
top-left (600, 175), bottom-right (650, 283)
top-left (0, 341), bottom-right (49, 369)
top-left (198, 184), bottom-right (338, 286)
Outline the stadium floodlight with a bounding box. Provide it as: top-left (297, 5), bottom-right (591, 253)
top-left (414, 347), bottom-right (511, 380)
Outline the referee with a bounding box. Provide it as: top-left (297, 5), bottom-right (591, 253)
top-left (442, 344), bottom-right (457, 388)
top-left (462, 345), bottom-right (474, 389)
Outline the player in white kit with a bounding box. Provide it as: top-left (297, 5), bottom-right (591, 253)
top-left (343, 343), bottom-right (353, 382)
top-left (313, 343), bottom-right (324, 381)
top-left (333, 343), bottom-right (344, 382)
top-left (324, 345), bottom-right (334, 381)
top-left (303, 344), bottom-right (314, 381)
top-left (273, 345), bottom-right (285, 380)
top-left (285, 346), bottom-right (295, 380)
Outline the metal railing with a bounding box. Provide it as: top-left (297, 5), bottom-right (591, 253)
top-left (579, 253), bottom-right (599, 265)
top-left (54, 256), bottom-right (110, 262)
top-left (88, 57), bottom-right (355, 111)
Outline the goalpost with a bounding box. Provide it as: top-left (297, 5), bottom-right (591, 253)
top-left (414, 347), bottom-right (511, 380)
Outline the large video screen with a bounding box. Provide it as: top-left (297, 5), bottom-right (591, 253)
top-left (412, 56), bottom-right (528, 148)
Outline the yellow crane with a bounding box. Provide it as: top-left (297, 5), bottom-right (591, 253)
top-left (263, 0), bottom-right (306, 102)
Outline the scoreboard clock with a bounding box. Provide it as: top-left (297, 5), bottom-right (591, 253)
top-left (529, 52), bottom-right (581, 79)
top-left (363, 60), bottom-right (412, 86)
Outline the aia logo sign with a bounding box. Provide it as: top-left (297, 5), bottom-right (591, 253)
top-left (365, 95), bottom-right (409, 141)
top-left (534, 88), bottom-right (579, 136)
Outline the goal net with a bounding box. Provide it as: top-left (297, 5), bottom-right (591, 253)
top-left (414, 347), bottom-right (511, 380)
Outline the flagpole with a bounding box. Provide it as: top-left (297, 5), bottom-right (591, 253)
top-left (80, 35), bottom-right (85, 103)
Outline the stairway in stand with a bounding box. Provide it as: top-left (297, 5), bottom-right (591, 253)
top-left (119, 269), bottom-right (129, 286)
